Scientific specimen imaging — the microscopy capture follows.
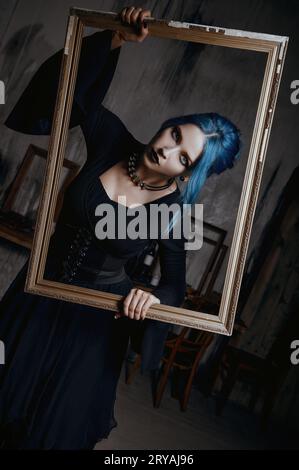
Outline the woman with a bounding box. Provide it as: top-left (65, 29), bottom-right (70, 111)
top-left (0, 7), bottom-right (241, 449)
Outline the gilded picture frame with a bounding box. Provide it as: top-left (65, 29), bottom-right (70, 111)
top-left (24, 8), bottom-right (289, 335)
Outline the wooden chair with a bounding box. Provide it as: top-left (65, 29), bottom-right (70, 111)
top-left (215, 295), bottom-right (299, 430)
top-left (153, 327), bottom-right (215, 411)
top-left (0, 144), bottom-right (80, 249)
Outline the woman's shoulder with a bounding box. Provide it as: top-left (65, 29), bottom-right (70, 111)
top-left (82, 105), bottom-right (145, 166)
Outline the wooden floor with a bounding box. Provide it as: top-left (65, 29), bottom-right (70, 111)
top-left (95, 365), bottom-right (297, 450)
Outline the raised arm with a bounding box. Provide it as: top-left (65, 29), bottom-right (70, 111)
top-left (4, 7), bottom-right (151, 145)
top-left (4, 29), bottom-right (122, 136)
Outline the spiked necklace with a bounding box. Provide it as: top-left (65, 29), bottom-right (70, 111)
top-left (128, 152), bottom-right (175, 191)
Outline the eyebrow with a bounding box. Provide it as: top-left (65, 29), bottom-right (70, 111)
top-left (177, 125), bottom-right (193, 166)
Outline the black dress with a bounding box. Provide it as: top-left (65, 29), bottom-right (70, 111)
top-left (0, 30), bottom-right (186, 449)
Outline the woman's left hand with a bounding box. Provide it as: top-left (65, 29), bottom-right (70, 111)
top-left (113, 7), bottom-right (151, 46)
top-left (115, 287), bottom-right (160, 320)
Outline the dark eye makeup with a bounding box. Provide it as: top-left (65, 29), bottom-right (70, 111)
top-left (171, 126), bottom-right (189, 168)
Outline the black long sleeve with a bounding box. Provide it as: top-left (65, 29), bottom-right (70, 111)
top-left (152, 233), bottom-right (187, 308)
top-left (4, 29), bottom-right (122, 143)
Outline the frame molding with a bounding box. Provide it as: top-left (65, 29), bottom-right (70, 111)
top-left (24, 8), bottom-right (289, 335)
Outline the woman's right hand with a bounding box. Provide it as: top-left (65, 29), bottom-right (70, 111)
top-left (112, 6), bottom-right (151, 48)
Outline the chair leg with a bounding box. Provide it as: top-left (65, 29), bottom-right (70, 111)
top-left (248, 379), bottom-right (262, 413)
top-left (180, 352), bottom-right (203, 412)
top-left (154, 348), bottom-right (179, 408)
top-left (215, 360), bottom-right (240, 416)
top-left (154, 329), bottom-right (191, 408)
top-left (259, 371), bottom-right (287, 431)
top-left (154, 361), bottom-right (172, 408)
top-left (170, 367), bottom-right (180, 399)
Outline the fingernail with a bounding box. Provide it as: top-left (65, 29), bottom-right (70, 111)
top-left (143, 21), bottom-right (147, 28)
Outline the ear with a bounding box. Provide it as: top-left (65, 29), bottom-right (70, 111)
top-left (179, 174), bottom-right (190, 182)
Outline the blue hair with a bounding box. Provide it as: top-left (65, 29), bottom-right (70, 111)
top-left (158, 112), bottom-right (242, 236)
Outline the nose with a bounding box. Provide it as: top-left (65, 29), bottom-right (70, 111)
top-left (159, 145), bottom-right (180, 159)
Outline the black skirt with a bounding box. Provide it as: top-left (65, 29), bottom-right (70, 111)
top-left (0, 258), bottom-right (135, 450)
